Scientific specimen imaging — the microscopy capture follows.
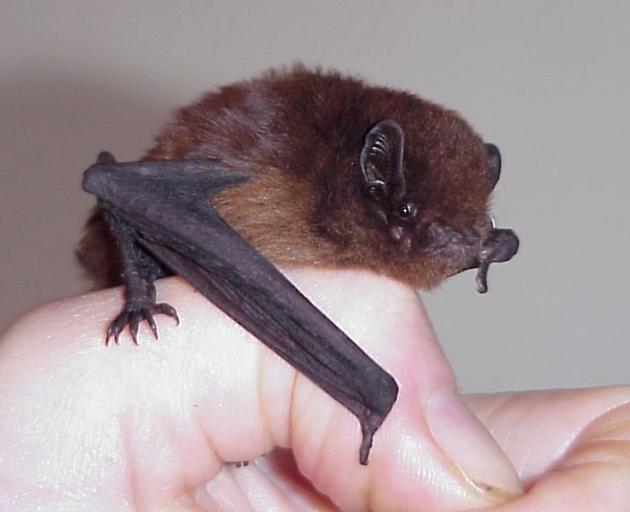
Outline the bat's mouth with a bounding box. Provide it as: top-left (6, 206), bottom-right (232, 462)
top-left (452, 227), bottom-right (520, 293)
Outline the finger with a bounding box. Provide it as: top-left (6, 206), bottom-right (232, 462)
top-left (465, 388), bottom-right (630, 511)
top-left (196, 452), bottom-right (338, 511)
top-left (0, 269), bottom-right (520, 511)
top-left (465, 387), bottom-right (630, 483)
top-left (277, 269), bottom-right (522, 511)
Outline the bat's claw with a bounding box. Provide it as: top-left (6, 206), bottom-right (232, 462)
top-left (154, 303), bottom-right (180, 325)
top-left (105, 301), bottom-right (179, 345)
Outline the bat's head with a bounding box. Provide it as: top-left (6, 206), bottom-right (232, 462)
top-left (155, 67), bottom-right (518, 292)
top-left (321, 112), bottom-right (519, 292)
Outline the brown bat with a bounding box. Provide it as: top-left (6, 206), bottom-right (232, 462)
top-left (79, 66), bottom-right (519, 464)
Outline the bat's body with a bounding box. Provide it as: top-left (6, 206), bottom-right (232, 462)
top-left (79, 67), bottom-right (519, 464)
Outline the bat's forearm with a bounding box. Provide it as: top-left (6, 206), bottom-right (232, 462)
top-left (85, 156), bottom-right (397, 464)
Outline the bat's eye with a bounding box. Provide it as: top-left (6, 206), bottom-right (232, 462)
top-left (396, 202), bottom-right (417, 220)
top-left (365, 181), bottom-right (387, 201)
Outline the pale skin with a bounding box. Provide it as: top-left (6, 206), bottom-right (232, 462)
top-left (1, 269), bottom-right (629, 511)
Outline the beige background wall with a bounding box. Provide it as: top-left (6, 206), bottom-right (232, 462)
top-left (1, 1), bottom-right (628, 392)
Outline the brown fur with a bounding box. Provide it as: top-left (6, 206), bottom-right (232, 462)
top-left (78, 66), bottom-right (496, 289)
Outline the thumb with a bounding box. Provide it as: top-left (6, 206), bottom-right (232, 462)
top-left (276, 269), bottom-right (523, 511)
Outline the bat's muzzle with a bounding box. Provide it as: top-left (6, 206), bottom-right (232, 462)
top-left (474, 228), bottom-right (520, 293)
top-left (448, 227), bottom-right (519, 292)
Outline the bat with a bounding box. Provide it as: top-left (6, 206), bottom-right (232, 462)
top-left (79, 66), bottom-right (519, 464)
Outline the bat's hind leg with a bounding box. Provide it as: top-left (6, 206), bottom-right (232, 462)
top-left (103, 210), bottom-right (178, 344)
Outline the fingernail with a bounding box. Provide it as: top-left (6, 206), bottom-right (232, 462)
top-left (426, 389), bottom-right (523, 502)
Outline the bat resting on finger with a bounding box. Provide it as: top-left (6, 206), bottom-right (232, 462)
top-left (79, 66), bottom-right (519, 464)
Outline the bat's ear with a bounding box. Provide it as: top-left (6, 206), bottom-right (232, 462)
top-left (360, 120), bottom-right (406, 201)
top-left (485, 143), bottom-right (501, 189)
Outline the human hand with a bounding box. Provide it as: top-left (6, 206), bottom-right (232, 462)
top-left (1, 269), bottom-right (628, 511)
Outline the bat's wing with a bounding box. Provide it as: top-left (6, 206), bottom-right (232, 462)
top-left (83, 154), bottom-right (398, 464)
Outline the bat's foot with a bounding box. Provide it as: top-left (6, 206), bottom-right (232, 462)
top-left (106, 301), bottom-right (179, 345)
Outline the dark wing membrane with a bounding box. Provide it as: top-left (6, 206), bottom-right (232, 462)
top-left (83, 158), bottom-right (398, 464)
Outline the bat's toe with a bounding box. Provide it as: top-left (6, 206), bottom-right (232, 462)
top-left (104, 301), bottom-right (179, 345)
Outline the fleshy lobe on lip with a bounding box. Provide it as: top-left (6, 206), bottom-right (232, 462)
top-left (441, 226), bottom-right (520, 293)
